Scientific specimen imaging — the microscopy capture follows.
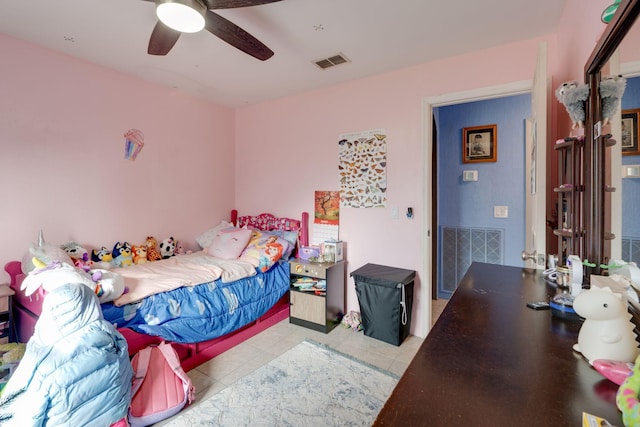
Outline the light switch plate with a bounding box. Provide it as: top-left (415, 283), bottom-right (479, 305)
top-left (462, 170), bottom-right (478, 181)
top-left (494, 206), bottom-right (508, 218)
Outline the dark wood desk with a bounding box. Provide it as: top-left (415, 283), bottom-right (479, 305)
top-left (373, 262), bottom-right (624, 426)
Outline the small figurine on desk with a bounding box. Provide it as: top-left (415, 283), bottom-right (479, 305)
top-left (572, 286), bottom-right (639, 365)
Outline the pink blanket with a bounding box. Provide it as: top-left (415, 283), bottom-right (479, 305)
top-left (113, 252), bottom-right (257, 306)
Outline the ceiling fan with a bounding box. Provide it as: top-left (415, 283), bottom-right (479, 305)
top-left (143, 0), bottom-right (281, 60)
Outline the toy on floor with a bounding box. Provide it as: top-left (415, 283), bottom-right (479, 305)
top-left (112, 242), bottom-right (134, 268)
top-left (555, 80), bottom-right (590, 129)
top-left (341, 310), bottom-right (363, 331)
top-left (572, 286), bottom-right (639, 365)
top-left (145, 236), bottom-right (162, 262)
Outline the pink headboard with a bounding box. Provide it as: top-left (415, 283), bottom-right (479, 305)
top-left (230, 210), bottom-right (309, 247)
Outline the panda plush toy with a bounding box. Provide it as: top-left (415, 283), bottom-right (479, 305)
top-left (159, 237), bottom-right (176, 259)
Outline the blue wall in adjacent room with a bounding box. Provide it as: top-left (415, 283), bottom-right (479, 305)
top-left (436, 94), bottom-right (530, 293)
top-left (621, 75), bottom-right (640, 239)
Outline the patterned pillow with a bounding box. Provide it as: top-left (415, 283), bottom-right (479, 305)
top-left (239, 230), bottom-right (293, 272)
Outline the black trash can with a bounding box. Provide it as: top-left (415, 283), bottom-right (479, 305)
top-left (350, 263), bottom-right (415, 346)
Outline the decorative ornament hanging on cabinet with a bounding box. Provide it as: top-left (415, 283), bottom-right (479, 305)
top-left (601, 0), bottom-right (621, 23)
top-left (124, 129), bottom-right (145, 161)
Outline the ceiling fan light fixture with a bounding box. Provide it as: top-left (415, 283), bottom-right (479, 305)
top-left (156, 0), bottom-right (206, 33)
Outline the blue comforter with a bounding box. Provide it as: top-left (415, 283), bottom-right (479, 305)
top-left (101, 261), bottom-right (289, 343)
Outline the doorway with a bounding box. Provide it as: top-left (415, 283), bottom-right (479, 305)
top-left (434, 94), bottom-right (531, 298)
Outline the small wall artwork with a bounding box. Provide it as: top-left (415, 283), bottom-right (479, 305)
top-left (313, 190), bottom-right (340, 245)
top-left (124, 128), bottom-right (145, 161)
top-left (338, 128), bottom-right (387, 208)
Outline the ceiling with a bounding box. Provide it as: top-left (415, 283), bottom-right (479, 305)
top-left (0, 0), bottom-right (567, 108)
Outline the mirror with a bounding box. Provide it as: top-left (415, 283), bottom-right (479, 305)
top-left (615, 16), bottom-right (640, 264)
top-left (584, 0), bottom-right (640, 273)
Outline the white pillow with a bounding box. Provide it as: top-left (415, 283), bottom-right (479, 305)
top-left (196, 220), bottom-right (234, 249)
top-left (205, 228), bottom-right (252, 260)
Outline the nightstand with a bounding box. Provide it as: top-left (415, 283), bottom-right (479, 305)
top-left (289, 259), bottom-right (345, 333)
top-left (0, 286), bottom-right (15, 344)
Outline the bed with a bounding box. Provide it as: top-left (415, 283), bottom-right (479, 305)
top-left (4, 210), bottom-right (309, 371)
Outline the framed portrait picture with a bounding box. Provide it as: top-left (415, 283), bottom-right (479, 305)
top-left (622, 109), bottom-right (640, 156)
top-left (463, 124), bottom-right (497, 163)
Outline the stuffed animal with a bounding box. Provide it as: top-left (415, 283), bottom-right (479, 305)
top-left (61, 241), bottom-right (93, 272)
top-left (573, 286), bottom-right (639, 365)
top-left (132, 245), bottom-right (148, 264)
top-left (21, 229), bottom-right (72, 274)
top-left (21, 255), bottom-right (97, 298)
top-left (20, 253), bottom-right (125, 304)
top-left (174, 241), bottom-right (192, 256)
top-left (617, 354), bottom-right (640, 427)
top-left (89, 269), bottom-right (126, 303)
top-left (145, 236), bottom-right (162, 262)
top-left (555, 80), bottom-right (590, 129)
top-left (91, 246), bottom-right (114, 269)
top-left (600, 74), bottom-right (627, 127)
top-left (112, 242), bottom-right (134, 268)
top-left (159, 237), bottom-right (176, 259)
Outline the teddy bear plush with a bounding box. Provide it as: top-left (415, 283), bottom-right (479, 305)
top-left (112, 242), bottom-right (134, 268)
top-left (159, 237), bottom-right (176, 259)
top-left (145, 236), bottom-right (162, 261)
top-left (132, 245), bottom-right (148, 264)
top-left (555, 80), bottom-right (590, 129)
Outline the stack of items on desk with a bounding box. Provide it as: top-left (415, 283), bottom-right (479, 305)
top-left (291, 277), bottom-right (326, 295)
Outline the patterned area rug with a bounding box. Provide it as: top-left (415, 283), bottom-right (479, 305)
top-left (165, 340), bottom-right (399, 426)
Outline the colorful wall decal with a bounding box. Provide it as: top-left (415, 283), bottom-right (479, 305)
top-left (124, 128), bottom-right (144, 161)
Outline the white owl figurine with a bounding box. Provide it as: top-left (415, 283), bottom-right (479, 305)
top-left (555, 81), bottom-right (590, 129)
top-left (600, 75), bottom-right (627, 127)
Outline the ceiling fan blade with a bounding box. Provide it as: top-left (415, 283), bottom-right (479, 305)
top-left (205, 10), bottom-right (274, 60)
top-left (148, 21), bottom-right (182, 56)
top-left (205, 0), bottom-right (282, 9)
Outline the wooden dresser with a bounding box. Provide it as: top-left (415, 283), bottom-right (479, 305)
top-left (373, 262), bottom-right (624, 426)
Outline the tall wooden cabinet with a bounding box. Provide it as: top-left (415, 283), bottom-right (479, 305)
top-left (553, 133), bottom-right (616, 268)
top-left (554, 135), bottom-right (584, 265)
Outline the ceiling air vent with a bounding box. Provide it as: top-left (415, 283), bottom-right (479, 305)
top-left (314, 53), bottom-right (350, 70)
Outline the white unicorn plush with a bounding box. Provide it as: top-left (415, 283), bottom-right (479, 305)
top-left (573, 286), bottom-right (639, 365)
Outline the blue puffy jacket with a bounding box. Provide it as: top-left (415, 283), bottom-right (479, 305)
top-left (0, 282), bottom-right (133, 426)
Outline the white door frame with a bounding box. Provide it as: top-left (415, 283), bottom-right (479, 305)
top-left (421, 80), bottom-right (532, 336)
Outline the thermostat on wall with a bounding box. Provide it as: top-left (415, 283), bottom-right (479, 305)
top-left (462, 170), bottom-right (478, 181)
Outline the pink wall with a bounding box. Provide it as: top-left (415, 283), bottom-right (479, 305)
top-left (236, 37), bottom-right (556, 337)
top-left (0, 34), bottom-right (236, 282)
top-left (0, 0), bottom-right (616, 338)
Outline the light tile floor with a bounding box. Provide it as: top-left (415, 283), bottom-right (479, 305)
top-left (157, 298), bottom-right (449, 424)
